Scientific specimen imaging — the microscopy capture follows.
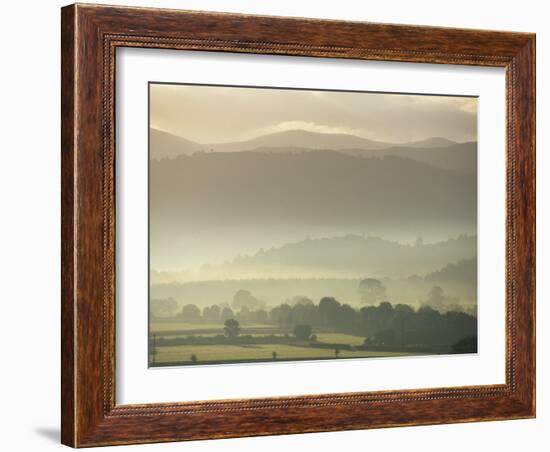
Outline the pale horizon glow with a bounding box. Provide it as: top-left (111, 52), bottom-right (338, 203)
top-left (150, 83), bottom-right (477, 145)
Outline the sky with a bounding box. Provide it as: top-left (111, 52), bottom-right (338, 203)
top-left (150, 83), bottom-right (477, 144)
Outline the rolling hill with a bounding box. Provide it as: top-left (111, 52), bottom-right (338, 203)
top-left (150, 128), bottom-right (475, 174)
top-left (150, 150), bottom-right (476, 237)
top-left (150, 253), bottom-right (477, 307)
top-left (341, 142), bottom-right (476, 174)
top-left (206, 129), bottom-right (390, 152)
top-left (200, 234), bottom-right (476, 280)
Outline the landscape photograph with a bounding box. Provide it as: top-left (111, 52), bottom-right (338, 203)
top-left (148, 83), bottom-right (478, 367)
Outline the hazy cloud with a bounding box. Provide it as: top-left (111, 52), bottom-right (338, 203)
top-left (252, 121), bottom-right (365, 138)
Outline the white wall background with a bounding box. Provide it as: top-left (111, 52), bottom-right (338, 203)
top-left (0, 1), bottom-right (546, 450)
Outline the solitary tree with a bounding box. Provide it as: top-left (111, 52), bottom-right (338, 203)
top-left (272, 351), bottom-right (277, 360)
top-left (180, 304), bottom-right (201, 323)
top-left (319, 297), bottom-right (341, 327)
top-left (190, 354), bottom-right (198, 363)
top-left (224, 318), bottom-right (240, 339)
top-left (423, 286), bottom-right (458, 312)
top-left (358, 278), bottom-right (387, 305)
top-left (293, 324), bottom-right (313, 341)
top-left (334, 348), bottom-right (340, 358)
top-left (220, 306), bottom-right (235, 323)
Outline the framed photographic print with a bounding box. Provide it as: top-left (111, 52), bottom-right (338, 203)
top-left (61, 3), bottom-right (536, 447)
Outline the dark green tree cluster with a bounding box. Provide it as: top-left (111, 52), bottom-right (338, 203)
top-left (267, 297), bottom-right (476, 350)
top-left (224, 319), bottom-right (241, 338)
top-left (175, 289), bottom-right (476, 352)
top-left (293, 324), bottom-right (313, 340)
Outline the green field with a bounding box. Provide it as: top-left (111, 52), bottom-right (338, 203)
top-left (149, 321), bottom-right (429, 366)
top-left (150, 322), bottom-right (231, 332)
top-left (150, 322), bottom-right (277, 336)
top-left (314, 333), bottom-right (366, 346)
top-left (152, 343), bottom-right (416, 365)
top-left (150, 323), bottom-right (366, 343)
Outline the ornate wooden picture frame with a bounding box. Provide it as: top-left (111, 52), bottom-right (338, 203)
top-left (61, 3), bottom-right (535, 447)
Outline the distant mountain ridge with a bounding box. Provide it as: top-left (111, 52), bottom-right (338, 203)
top-left (150, 247), bottom-right (477, 306)
top-left (203, 234), bottom-right (476, 280)
top-left (150, 128), bottom-right (475, 174)
top-left (404, 137), bottom-right (457, 148)
top-left (151, 234), bottom-right (476, 283)
top-left (424, 258), bottom-right (477, 285)
top-left (248, 142), bottom-right (476, 175)
top-left (206, 129), bottom-right (391, 152)
top-left (150, 128), bottom-right (465, 155)
top-left (340, 142), bottom-right (476, 175)
top-left (150, 150), bottom-right (476, 237)
top-left (149, 129), bottom-right (477, 281)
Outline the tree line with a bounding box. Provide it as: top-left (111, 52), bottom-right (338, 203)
top-left (171, 294), bottom-right (476, 351)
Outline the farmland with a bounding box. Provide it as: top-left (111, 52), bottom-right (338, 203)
top-left (149, 320), bottom-right (424, 366)
top-left (150, 322), bottom-right (279, 337)
top-left (149, 293), bottom-right (476, 367)
top-left (152, 343), bottom-right (413, 366)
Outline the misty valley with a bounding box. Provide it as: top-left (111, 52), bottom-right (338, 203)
top-left (149, 84), bottom-right (478, 367)
top-left (150, 239), bottom-right (477, 365)
top-left (150, 275), bottom-right (477, 366)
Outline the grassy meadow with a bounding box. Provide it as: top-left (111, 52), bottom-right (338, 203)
top-left (152, 344), bottom-right (414, 366)
top-left (149, 319), bottom-right (426, 366)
